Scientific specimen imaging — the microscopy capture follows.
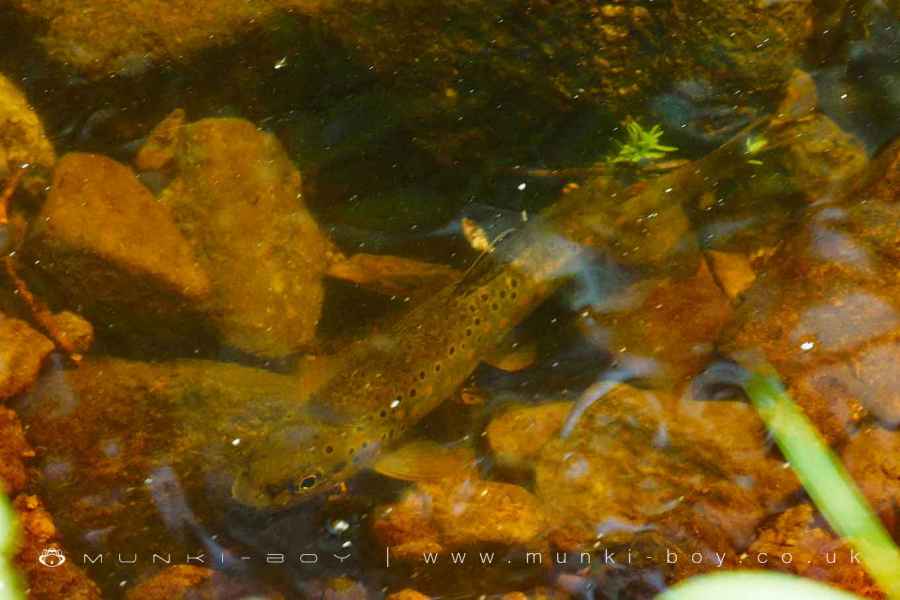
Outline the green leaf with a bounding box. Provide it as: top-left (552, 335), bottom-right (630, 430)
top-left (657, 571), bottom-right (865, 600)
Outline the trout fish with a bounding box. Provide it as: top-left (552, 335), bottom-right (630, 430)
top-left (231, 122), bottom-right (769, 509)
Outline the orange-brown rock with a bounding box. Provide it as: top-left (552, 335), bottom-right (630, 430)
top-left (0, 315), bottom-right (53, 400)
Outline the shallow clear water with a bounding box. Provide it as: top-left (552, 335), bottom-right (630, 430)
top-left (1, 2), bottom-right (899, 599)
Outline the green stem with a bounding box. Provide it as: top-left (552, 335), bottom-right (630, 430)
top-left (743, 367), bottom-right (900, 599)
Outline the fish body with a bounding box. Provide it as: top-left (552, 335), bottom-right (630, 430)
top-left (233, 207), bottom-right (588, 508)
top-left (232, 121), bottom-right (769, 509)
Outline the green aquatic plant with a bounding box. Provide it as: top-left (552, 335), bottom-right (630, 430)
top-left (0, 492), bottom-right (23, 599)
top-left (609, 121), bottom-right (678, 164)
top-left (742, 364), bottom-right (900, 599)
top-left (744, 133), bottom-right (769, 165)
top-left (658, 571), bottom-right (865, 600)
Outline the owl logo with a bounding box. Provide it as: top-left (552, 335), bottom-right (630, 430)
top-left (38, 548), bottom-right (66, 567)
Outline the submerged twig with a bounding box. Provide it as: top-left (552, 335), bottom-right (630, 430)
top-left (1, 167), bottom-right (82, 364)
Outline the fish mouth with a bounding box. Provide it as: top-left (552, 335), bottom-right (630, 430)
top-left (231, 471), bottom-right (281, 510)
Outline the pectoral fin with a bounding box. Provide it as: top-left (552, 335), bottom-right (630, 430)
top-left (483, 335), bottom-right (538, 372)
top-left (373, 441), bottom-right (478, 482)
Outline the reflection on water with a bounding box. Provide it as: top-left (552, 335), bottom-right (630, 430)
top-left (0, 1), bottom-right (899, 598)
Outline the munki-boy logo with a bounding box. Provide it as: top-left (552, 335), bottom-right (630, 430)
top-left (38, 548), bottom-right (66, 567)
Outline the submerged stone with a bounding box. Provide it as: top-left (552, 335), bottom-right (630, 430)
top-left (146, 116), bottom-right (336, 358)
top-left (534, 385), bottom-right (798, 567)
top-left (0, 73), bottom-right (55, 192)
top-left (7, 0), bottom-right (328, 79)
top-left (23, 153), bottom-right (212, 347)
top-left (0, 314), bottom-right (54, 400)
top-left (746, 503), bottom-right (876, 597)
top-left (720, 138), bottom-right (900, 440)
top-left (373, 478), bottom-right (547, 559)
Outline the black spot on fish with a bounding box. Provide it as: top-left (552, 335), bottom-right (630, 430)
top-left (380, 409), bottom-right (387, 418)
top-left (449, 346), bottom-right (455, 355)
top-left (500, 291), bottom-right (507, 298)
top-left (491, 303), bottom-right (498, 311)
top-left (474, 318), bottom-right (481, 325)
top-left (326, 446), bottom-right (334, 454)
top-left (434, 363), bottom-right (441, 372)
top-left (409, 389), bottom-right (417, 397)
top-left (466, 329), bottom-right (472, 336)
top-left (511, 279), bottom-right (518, 287)
top-left (511, 292), bottom-right (518, 299)
top-left (419, 371), bottom-right (426, 380)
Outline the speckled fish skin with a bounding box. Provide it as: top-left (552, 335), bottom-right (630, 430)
top-left (231, 121), bottom-right (769, 510)
top-left (232, 209), bottom-right (588, 508)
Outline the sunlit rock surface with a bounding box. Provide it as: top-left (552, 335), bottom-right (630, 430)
top-left (146, 116), bottom-right (337, 358)
top-left (0, 315), bottom-right (53, 400)
top-left (746, 503), bottom-right (877, 597)
top-left (841, 427), bottom-right (900, 536)
top-left (0, 73), bottom-right (55, 190)
top-left (534, 385), bottom-right (798, 567)
top-left (373, 478), bottom-right (547, 559)
top-left (22, 153), bottom-right (212, 348)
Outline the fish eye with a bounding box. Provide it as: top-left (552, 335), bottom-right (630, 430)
top-left (298, 475), bottom-right (318, 490)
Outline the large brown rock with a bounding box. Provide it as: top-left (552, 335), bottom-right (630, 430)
top-left (145, 116), bottom-right (336, 358)
top-left (534, 385), bottom-right (798, 568)
top-left (0, 315), bottom-right (54, 400)
top-left (23, 153), bottom-right (212, 346)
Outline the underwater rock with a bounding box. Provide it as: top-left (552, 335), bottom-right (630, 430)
top-left (16, 357), bottom-right (306, 559)
top-left (841, 427), bottom-right (900, 536)
top-left (705, 251), bottom-right (756, 302)
top-left (0, 314), bottom-right (54, 400)
top-left (51, 310), bottom-right (94, 356)
top-left (746, 503), bottom-right (877, 597)
top-left (13, 494), bottom-right (102, 600)
top-left (303, 577), bottom-right (368, 600)
top-left (7, 0), bottom-right (328, 79)
top-left (0, 73), bottom-right (55, 192)
top-left (534, 385), bottom-right (798, 563)
top-left (373, 478), bottom-right (547, 559)
top-left (124, 564), bottom-right (284, 600)
top-left (769, 71), bottom-right (868, 199)
top-left (588, 261), bottom-right (733, 388)
top-left (387, 589), bottom-right (430, 600)
top-left (318, 0), bottom-right (813, 165)
top-left (22, 153), bottom-right (212, 348)
top-left (0, 406), bottom-right (32, 495)
top-left (486, 401), bottom-right (572, 470)
top-left (720, 138), bottom-right (900, 441)
top-left (143, 115), bottom-right (337, 358)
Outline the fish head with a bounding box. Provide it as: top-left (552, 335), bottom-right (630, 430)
top-left (230, 420), bottom-right (368, 509)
